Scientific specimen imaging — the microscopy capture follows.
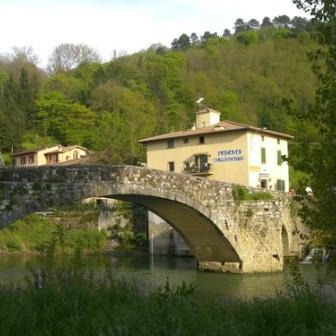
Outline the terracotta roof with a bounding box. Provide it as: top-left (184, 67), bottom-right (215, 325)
top-left (45, 145), bottom-right (90, 154)
top-left (139, 120), bottom-right (294, 144)
top-left (12, 144), bottom-right (59, 156)
top-left (12, 144), bottom-right (90, 156)
top-left (54, 154), bottom-right (97, 165)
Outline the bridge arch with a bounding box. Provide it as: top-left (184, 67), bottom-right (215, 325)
top-left (0, 165), bottom-right (242, 265)
top-left (111, 194), bottom-right (241, 263)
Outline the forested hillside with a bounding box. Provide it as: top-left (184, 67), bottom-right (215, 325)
top-left (0, 16), bottom-right (319, 188)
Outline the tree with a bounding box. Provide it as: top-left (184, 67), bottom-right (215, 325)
top-left (290, 16), bottom-right (311, 34)
top-left (10, 46), bottom-right (39, 65)
top-left (177, 34), bottom-right (191, 50)
top-left (37, 91), bottom-right (96, 147)
top-left (272, 15), bottom-right (291, 28)
top-left (201, 31), bottom-right (218, 42)
top-left (171, 34), bottom-right (191, 50)
top-left (223, 29), bottom-right (232, 38)
top-left (48, 43), bottom-right (101, 72)
top-left (190, 32), bottom-right (199, 44)
top-left (235, 30), bottom-right (260, 45)
top-left (234, 18), bottom-right (247, 33)
top-left (247, 19), bottom-right (260, 30)
top-left (293, 0), bottom-right (336, 233)
top-left (261, 17), bottom-right (273, 28)
top-left (0, 75), bottom-right (25, 151)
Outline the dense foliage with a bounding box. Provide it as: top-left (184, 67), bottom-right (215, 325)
top-left (0, 16), bottom-right (319, 183)
top-left (0, 214), bottom-right (107, 254)
top-left (292, 0), bottom-right (336, 235)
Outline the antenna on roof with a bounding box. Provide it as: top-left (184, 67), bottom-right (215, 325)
top-left (195, 97), bottom-right (205, 111)
top-left (195, 97), bottom-right (204, 105)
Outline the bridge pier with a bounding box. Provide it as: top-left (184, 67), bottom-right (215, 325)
top-left (0, 165), bottom-right (307, 273)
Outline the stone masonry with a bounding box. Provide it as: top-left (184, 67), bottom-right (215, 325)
top-left (0, 165), bottom-right (302, 273)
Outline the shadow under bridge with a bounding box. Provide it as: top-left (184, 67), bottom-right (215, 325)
top-left (111, 194), bottom-right (241, 264)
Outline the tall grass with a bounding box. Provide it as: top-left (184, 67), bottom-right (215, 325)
top-left (0, 215), bottom-right (107, 254)
top-left (0, 253), bottom-right (334, 336)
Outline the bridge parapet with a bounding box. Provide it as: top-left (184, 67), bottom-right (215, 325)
top-left (0, 165), bottom-right (297, 273)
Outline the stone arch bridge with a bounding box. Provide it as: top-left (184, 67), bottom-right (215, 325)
top-left (0, 165), bottom-right (299, 273)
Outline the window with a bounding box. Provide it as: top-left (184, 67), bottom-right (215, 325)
top-left (168, 161), bottom-right (175, 172)
top-left (277, 150), bottom-right (282, 165)
top-left (261, 148), bottom-right (266, 164)
top-left (276, 179), bottom-right (286, 191)
top-left (261, 135), bottom-right (265, 142)
top-left (167, 139), bottom-right (174, 148)
top-left (261, 179), bottom-right (268, 189)
top-left (183, 138), bottom-right (189, 144)
top-left (28, 155), bottom-right (34, 164)
top-left (20, 156), bottom-right (26, 165)
top-left (199, 136), bottom-right (205, 144)
top-left (73, 150), bottom-right (79, 159)
top-left (46, 153), bottom-right (58, 164)
top-left (277, 138), bottom-right (280, 144)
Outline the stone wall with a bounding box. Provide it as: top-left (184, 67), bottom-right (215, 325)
top-left (0, 165), bottom-right (305, 273)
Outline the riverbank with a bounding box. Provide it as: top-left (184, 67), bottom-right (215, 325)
top-left (0, 212), bottom-right (148, 256)
top-left (0, 258), bottom-right (335, 336)
top-left (0, 214), bottom-right (108, 254)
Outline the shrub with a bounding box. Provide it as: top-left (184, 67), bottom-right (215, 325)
top-left (232, 186), bottom-right (273, 203)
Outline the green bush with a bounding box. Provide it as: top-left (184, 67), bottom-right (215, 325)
top-left (232, 185), bottom-right (273, 203)
top-left (0, 215), bottom-right (107, 255)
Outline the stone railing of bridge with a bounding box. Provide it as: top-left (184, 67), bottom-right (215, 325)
top-left (0, 165), bottom-right (301, 273)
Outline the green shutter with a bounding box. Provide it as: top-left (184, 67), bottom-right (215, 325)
top-left (277, 150), bottom-right (282, 165)
top-left (276, 179), bottom-right (286, 191)
top-left (261, 148), bottom-right (266, 164)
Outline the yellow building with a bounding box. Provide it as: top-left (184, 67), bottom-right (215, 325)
top-left (12, 144), bottom-right (90, 167)
top-left (139, 108), bottom-right (293, 192)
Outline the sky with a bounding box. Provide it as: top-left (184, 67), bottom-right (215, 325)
top-left (0, 0), bottom-right (309, 67)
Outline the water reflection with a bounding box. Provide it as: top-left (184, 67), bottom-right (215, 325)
top-left (0, 254), bottom-right (335, 301)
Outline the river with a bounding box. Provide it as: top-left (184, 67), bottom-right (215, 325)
top-left (0, 254), bottom-right (335, 301)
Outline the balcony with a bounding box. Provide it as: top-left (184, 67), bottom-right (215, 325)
top-left (184, 162), bottom-right (213, 177)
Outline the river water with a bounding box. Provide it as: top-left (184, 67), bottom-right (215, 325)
top-left (0, 254), bottom-right (335, 301)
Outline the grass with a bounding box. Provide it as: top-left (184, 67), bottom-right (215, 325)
top-left (1, 212), bottom-right (335, 335)
top-left (232, 185), bottom-right (273, 203)
top-left (0, 214), bottom-right (107, 254)
top-left (0, 255), bottom-right (334, 336)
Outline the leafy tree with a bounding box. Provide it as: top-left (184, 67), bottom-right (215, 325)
top-left (0, 75), bottom-right (25, 150)
top-left (190, 32), bottom-right (199, 44)
top-left (223, 29), bottom-right (232, 38)
top-left (37, 91), bottom-right (96, 147)
top-left (201, 31), bottom-right (218, 42)
top-left (261, 17), bottom-right (273, 28)
top-left (48, 43), bottom-right (101, 73)
top-left (10, 46), bottom-right (39, 65)
top-left (247, 19), bottom-right (260, 30)
top-left (292, 0), bottom-right (336, 232)
top-left (290, 16), bottom-right (311, 34)
top-left (17, 67), bottom-right (40, 128)
top-left (147, 43), bottom-right (168, 54)
top-left (91, 82), bottom-right (156, 162)
top-left (171, 34), bottom-right (191, 50)
top-left (234, 18), bottom-right (247, 33)
top-left (273, 15), bottom-right (291, 28)
top-left (235, 30), bottom-right (260, 45)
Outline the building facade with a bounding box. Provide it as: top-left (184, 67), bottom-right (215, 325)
top-left (12, 144), bottom-right (90, 167)
top-left (139, 108), bottom-right (293, 256)
top-left (139, 108), bottom-right (293, 192)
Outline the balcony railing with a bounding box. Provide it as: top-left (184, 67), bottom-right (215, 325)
top-left (184, 163), bottom-right (212, 176)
